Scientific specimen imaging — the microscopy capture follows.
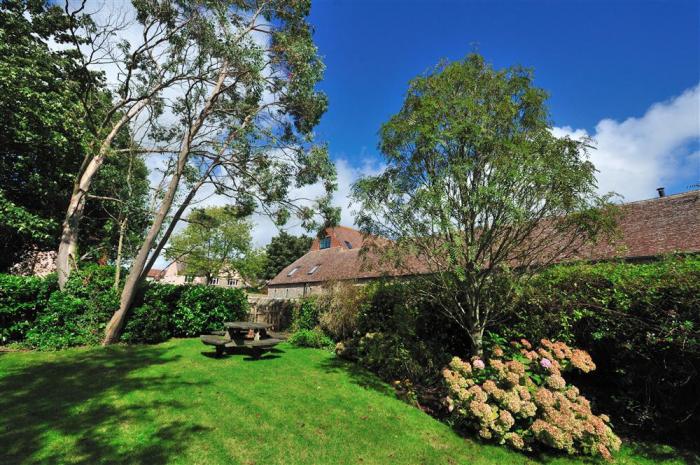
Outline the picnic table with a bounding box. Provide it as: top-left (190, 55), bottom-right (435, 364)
top-left (200, 321), bottom-right (282, 358)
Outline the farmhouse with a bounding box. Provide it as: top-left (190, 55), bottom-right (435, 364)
top-left (267, 190), bottom-right (700, 299)
top-left (146, 261), bottom-right (247, 288)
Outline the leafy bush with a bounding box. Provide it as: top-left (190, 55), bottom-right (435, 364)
top-left (1, 266), bottom-right (249, 348)
top-left (120, 303), bottom-right (172, 344)
top-left (288, 328), bottom-right (334, 349)
top-left (25, 292), bottom-right (93, 350)
top-left (122, 284), bottom-right (248, 343)
top-left (345, 280), bottom-right (463, 383)
top-left (173, 285), bottom-right (248, 337)
top-left (291, 297), bottom-right (320, 331)
top-left (443, 339), bottom-right (621, 461)
top-left (497, 256), bottom-right (700, 444)
top-left (0, 273), bottom-right (56, 343)
top-left (317, 281), bottom-right (366, 341)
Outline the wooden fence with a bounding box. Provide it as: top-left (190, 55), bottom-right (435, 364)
top-left (247, 295), bottom-right (296, 331)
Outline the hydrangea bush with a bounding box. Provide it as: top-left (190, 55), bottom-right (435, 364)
top-left (443, 339), bottom-right (621, 461)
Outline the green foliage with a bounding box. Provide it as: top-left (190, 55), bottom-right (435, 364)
top-left (288, 328), bottom-right (333, 349)
top-left (496, 256), bottom-right (700, 446)
top-left (165, 208), bottom-right (254, 283)
top-left (291, 297), bottom-right (321, 331)
top-left (346, 280), bottom-right (463, 383)
top-left (0, 2), bottom-right (148, 270)
top-left (0, 266), bottom-right (249, 348)
top-left (351, 53), bottom-right (615, 354)
top-left (172, 285), bottom-right (249, 337)
top-left (0, 273), bottom-right (56, 343)
top-left (263, 232), bottom-right (312, 279)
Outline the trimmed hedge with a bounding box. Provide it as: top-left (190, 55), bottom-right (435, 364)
top-left (122, 284), bottom-right (249, 343)
top-left (0, 265), bottom-right (249, 349)
top-left (0, 273), bottom-right (56, 343)
top-left (497, 256), bottom-right (700, 446)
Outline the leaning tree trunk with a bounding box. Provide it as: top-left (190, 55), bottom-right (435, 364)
top-left (103, 65), bottom-right (228, 345)
top-left (56, 101), bottom-right (148, 289)
top-left (103, 145), bottom-right (189, 344)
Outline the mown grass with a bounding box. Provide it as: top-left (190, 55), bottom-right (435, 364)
top-left (0, 339), bottom-right (694, 465)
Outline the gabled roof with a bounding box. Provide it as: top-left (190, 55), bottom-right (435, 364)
top-left (147, 268), bottom-right (165, 279)
top-left (268, 191), bottom-right (700, 287)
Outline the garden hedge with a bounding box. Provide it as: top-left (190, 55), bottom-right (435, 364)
top-left (0, 265), bottom-right (249, 349)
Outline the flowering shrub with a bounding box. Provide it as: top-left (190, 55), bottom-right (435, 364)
top-left (443, 339), bottom-right (621, 460)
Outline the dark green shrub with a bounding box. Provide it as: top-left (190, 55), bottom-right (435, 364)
top-left (496, 256), bottom-right (700, 446)
top-left (25, 292), bottom-right (92, 350)
top-left (349, 280), bottom-right (459, 383)
top-left (122, 284), bottom-right (248, 343)
top-left (1, 266), bottom-right (250, 348)
top-left (121, 303), bottom-right (172, 344)
top-left (291, 297), bottom-right (320, 331)
top-left (288, 328), bottom-right (333, 349)
top-left (173, 285), bottom-right (248, 337)
top-left (0, 273), bottom-right (56, 343)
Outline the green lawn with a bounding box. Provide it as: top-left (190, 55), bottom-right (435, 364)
top-left (0, 339), bottom-right (693, 465)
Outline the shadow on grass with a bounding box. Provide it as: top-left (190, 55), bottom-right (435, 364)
top-left (200, 346), bottom-right (286, 361)
top-left (0, 345), bottom-right (210, 465)
top-left (318, 356), bottom-right (394, 396)
top-left (626, 441), bottom-right (700, 465)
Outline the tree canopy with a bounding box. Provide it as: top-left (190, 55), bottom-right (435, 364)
top-left (263, 231), bottom-right (312, 279)
top-left (353, 54), bottom-right (616, 354)
top-left (165, 207), bottom-right (253, 284)
top-left (0, 1), bottom-right (149, 272)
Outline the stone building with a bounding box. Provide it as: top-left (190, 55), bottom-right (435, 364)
top-left (267, 190), bottom-right (700, 299)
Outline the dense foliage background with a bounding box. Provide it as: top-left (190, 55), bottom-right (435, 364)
top-left (326, 257), bottom-right (700, 449)
top-left (0, 265), bottom-right (248, 349)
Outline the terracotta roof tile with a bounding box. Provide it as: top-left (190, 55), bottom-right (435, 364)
top-left (268, 191), bottom-right (700, 286)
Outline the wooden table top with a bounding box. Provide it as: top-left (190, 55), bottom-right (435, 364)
top-left (223, 322), bottom-right (272, 330)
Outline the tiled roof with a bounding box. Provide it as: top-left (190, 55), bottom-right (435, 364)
top-left (268, 191), bottom-right (700, 287)
top-left (147, 268), bottom-right (165, 279)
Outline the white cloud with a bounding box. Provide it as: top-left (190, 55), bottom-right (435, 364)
top-left (554, 84), bottom-right (700, 201)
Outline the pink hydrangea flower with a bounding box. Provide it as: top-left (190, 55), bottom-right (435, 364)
top-left (540, 358), bottom-right (553, 369)
top-left (473, 359), bottom-right (485, 370)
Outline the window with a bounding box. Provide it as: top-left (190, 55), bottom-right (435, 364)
top-left (227, 278), bottom-right (238, 287)
top-left (209, 277), bottom-right (219, 285)
top-left (319, 236), bottom-right (331, 249)
top-left (185, 275), bottom-right (194, 283)
top-left (287, 267), bottom-right (299, 276)
top-left (308, 264), bottom-right (320, 275)
top-left (344, 240), bottom-right (353, 249)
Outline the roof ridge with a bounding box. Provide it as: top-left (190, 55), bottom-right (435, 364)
top-left (619, 189), bottom-right (699, 206)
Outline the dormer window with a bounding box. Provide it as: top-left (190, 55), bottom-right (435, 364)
top-left (308, 265), bottom-right (320, 275)
top-left (319, 236), bottom-right (331, 249)
top-left (287, 267), bottom-right (300, 276)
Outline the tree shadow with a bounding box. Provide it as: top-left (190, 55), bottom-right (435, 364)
top-left (318, 356), bottom-right (394, 396)
top-left (626, 441), bottom-right (700, 465)
top-left (0, 345), bottom-right (210, 465)
top-left (200, 346), bottom-right (286, 361)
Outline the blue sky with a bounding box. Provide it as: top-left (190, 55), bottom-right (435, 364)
top-left (303, 0), bottom-right (699, 217)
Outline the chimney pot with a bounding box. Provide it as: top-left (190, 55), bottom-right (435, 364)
top-left (657, 187), bottom-right (666, 198)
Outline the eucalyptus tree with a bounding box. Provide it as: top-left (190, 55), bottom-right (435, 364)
top-left (352, 54), bottom-right (616, 355)
top-left (54, 0), bottom-right (228, 288)
top-left (103, 0), bottom-right (337, 344)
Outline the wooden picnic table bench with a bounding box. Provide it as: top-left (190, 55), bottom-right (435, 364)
top-left (200, 321), bottom-right (282, 358)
